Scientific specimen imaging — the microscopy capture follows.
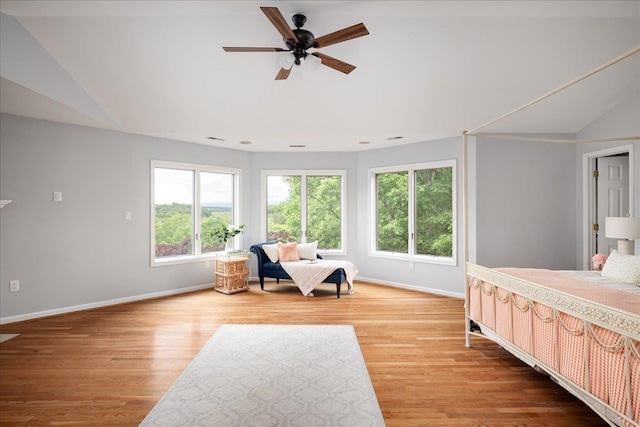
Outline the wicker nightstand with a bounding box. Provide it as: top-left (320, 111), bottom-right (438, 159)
top-left (214, 254), bottom-right (250, 294)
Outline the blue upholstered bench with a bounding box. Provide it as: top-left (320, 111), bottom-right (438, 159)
top-left (249, 242), bottom-right (347, 298)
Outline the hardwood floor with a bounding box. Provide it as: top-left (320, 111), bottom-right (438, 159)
top-left (0, 281), bottom-right (606, 426)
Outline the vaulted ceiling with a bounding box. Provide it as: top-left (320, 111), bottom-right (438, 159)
top-left (1, 1), bottom-right (639, 152)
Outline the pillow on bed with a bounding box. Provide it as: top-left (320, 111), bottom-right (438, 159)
top-left (297, 241), bottom-right (318, 260)
top-left (601, 250), bottom-right (640, 285)
top-left (277, 242), bottom-right (300, 262)
top-left (262, 244), bottom-right (279, 263)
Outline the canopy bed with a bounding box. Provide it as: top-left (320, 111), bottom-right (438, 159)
top-left (462, 45), bottom-right (640, 427)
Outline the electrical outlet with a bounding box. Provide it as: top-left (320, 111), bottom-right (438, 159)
top-left (9, 280), bottom-right (19, 292)
top-left (124, 211), bottom-right (132, 221)
top-left (205, 261), bottom-right (210, 268)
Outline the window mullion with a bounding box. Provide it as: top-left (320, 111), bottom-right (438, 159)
top-left (408, 168), bottom-right (416, 256)
top-left (300, 174), bottom-right (307, 243)
top-left (194, 169), bottom-right (201, 256)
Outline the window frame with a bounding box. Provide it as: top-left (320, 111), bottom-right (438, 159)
top-left (369, 160), bottom-right (456, 266)
top-left (150, 160), bottom-right (242, 267)
top-left (260, 170), bottom-right (347, 255)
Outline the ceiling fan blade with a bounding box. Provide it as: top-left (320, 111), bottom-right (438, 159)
top-left (261, 7), bottom-right (298, 42)
top-left (223, 47), bottom-right (285, 52)
top-left (311, 23), bottom-right (369, 48)
top-left (311, 53), bottom-right (356, 74)
top-left (275, 68), bottom-right (291, 80)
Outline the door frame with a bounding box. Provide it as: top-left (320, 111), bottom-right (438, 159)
top-left (582, 144), bottom-right (634, 269)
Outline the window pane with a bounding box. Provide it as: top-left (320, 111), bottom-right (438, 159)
top-left (201, 172), bottom-right (233, 253)
top-left (376, 172), bottom-right (408, 253)
top-left (306, 176), bottom-right (341, 249)
top-left (267, 175), bottom-right (301, 241)
top-left (154, 168), bottom-right (194, 258)
top-left (415, 167), bottom-right (453, 257)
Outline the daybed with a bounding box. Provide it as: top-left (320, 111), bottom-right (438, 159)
top-left (250, 242), bottom-right (356, 298)
top-left (465, 254), bottom-right (640, 427)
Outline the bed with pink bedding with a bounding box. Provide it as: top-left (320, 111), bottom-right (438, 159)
top-left (465, 262), bottom-right (640, 427)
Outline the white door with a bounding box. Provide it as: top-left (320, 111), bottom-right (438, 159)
top-left (596, 155), bottom-right (629, 255)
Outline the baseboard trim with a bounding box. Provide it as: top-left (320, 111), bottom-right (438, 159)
top-left (355, 276), bottom-right (464, 299)
top-left (1, 278), bottom-right (462, 324)
top-left (0, 282), bottom-right (215, 325)
top-left (250, 275), bottom-right (464, 299)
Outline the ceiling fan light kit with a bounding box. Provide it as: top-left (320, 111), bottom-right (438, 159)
top-left (223, 6), bottom-right (369, 80)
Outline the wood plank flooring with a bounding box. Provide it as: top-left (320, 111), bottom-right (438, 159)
top-left (0, 281), bottom-right (606, 426)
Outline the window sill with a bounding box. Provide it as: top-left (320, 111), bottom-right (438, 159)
top-left (151, 253), bottom-right (222, 267)
top-left (369, 251), bottom-right (457, 266)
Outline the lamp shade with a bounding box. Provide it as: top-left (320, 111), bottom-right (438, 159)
top-left (278, 52), bottom-right (295, 70)
top-left (605, 216), bottom-right (640, 239)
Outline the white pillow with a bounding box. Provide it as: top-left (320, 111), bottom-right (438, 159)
top-left (262, 244), bottom-right (279, 263)
top-left (297, 241), bottom-right (318, 260)
top-left (601, 250), bottom-right (640, 285)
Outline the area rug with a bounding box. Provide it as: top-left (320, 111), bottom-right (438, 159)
top-left (140, 324), bottom-right (385, 427)
top-left (0, 334), bottom-right (19, 343)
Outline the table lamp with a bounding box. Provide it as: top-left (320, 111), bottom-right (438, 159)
top-left (605, 216), bottom-right (640, 255)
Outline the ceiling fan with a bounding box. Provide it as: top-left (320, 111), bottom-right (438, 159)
top-left (223, 6), bottom-right (369, 80)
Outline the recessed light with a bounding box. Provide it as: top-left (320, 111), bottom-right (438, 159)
top-left (207, 136), bottom-right (226, 141)
top-left (239, 140), bottom-right (252, 145)
top-left (289, 145), bottom-right (306, 148)
top-left (358, 141), bottom-right (371, 145)
top-left (386, 136), bottom-right (404, 140)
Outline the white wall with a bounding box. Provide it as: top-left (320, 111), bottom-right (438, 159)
top-left (356, 137), bottom-right (466, 297)
top-left (0, 114), bottom-right (252, 321)
top-left (575, 91), bottom-right (640, 266)
top-left (577, 91), bottom-right (640, 141)
top-left (0, 114), bottom-right (362, 322)
top-left (2, 89), bottom-right (637, 321)
top-left (474, 135), bottom-right (577, 269)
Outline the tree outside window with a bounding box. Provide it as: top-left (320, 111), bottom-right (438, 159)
top-left (264, 171), bottom-right (345, 251)
top-left (372, 161), bottom-right (455, 263)
top-left (152, 161), bottom-right (241, 265)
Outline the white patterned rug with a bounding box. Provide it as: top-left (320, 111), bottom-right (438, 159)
top-left (140, 325), bottom-right (385, 427)
top-left (0, 334), bottom-right (18, 343)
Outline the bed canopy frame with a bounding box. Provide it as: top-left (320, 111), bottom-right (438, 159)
top-left (462, 43), bottom-right (640, 292)
top-left (461, 43), bottom-right (640, 289)
top-left (461, 44), bottom-right (640, 279)
top-left (461, 45), bottom-right (640, 427)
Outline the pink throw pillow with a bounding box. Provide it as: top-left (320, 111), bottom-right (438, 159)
top-left (277, 242), bottom-right (300, 262)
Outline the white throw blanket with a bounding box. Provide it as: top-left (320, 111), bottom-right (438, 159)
top-left (279, 259), bottom-right (358, 296)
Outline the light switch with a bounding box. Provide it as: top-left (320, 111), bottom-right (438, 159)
top-left (125, 211), bottom-right (132, 221)
top-left (53, 191), bottom-right (62, 202)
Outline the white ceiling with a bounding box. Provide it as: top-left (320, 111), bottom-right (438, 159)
top-left (1, 1), bottom-right (639, 152)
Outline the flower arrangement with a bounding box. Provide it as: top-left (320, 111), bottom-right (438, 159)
top-left (211, 224), bottom-right (245, 243)
top-left (592, 253), bottom-right (608, 271)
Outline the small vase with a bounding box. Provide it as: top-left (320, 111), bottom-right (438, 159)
top-left (225, 238), bottom-right (234, 253)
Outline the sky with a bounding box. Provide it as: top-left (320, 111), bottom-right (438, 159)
top-left (155, 168), bottom-right (233, 205)
top-left (154, 169), bottom-right (291, 205)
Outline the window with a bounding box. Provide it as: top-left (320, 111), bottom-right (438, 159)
top-left (262, 171), bottom-right (346, 252)
top-left (151, 160), bottom-right (241, 266)
top-left (371, 160), bottom-right (455, 265)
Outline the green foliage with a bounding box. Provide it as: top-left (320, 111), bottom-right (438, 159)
top-left (155, 203), bottom-right (193, 251)
top-left (267, 176), bottom-right (342, 249)
top-left (155, 203), bottom-right (232, 256)
top-left (209, 223), bottom-right (245, 243)
top-left (415, 168), bottom-right (453, 257)
top-left (200, 215), bottom-right (229, 252)
top-left (376, 172), bottom-right (409, 252)
top-left (155, 168), bottom-right (453, 259)
top-left (376, 167), bottom-right (453, 257)
top-left (306, 176), bottom-right (341, 249)
top-left (267, 176), bottom-right (301, 243)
